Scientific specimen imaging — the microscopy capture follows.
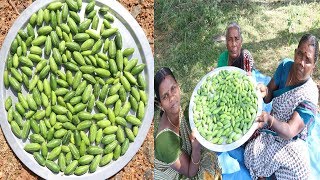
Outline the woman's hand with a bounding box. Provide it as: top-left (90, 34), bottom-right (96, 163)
top-left (171, 130), bottom-right (202, 178)
top-left (256, 111), bottom-right (272, 129)
top-left (257, 83), bottom-right (268, 98)
top-left (190, 129), bottom-right (201, 150)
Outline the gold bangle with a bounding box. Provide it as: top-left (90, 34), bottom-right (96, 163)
top-left (191, 156), bottom-right (200, 165)
top-left (269, 116), bottom-right (274, 128)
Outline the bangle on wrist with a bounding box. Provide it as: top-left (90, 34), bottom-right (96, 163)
top-left (191, 156), bottom-right (200, 165)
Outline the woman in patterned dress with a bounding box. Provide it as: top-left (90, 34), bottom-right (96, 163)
top-left (217, 22), bottom-right (254, 72)
top-left (245, 34), bottom-right (319, 180)
top-left (154, 67), bottom-right (222, 179)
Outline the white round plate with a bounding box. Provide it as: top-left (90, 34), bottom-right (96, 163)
top-left (188, 66), bottom-right (262, 152)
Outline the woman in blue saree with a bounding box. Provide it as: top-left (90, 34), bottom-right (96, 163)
top-left (245, 34), bottom-right (319, 180)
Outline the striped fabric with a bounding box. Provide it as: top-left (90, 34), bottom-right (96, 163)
top-left (155, 110), bottom-right (222, 180)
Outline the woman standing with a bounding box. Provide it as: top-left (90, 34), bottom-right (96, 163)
top-left (154, 67), bottom-right (221, 179)
top-left (245, 34), bottom-right (319, 179)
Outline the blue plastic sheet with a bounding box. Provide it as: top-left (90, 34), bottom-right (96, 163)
top-left (218, 147), bottom-right (251, 180)
top-left (308, 114), bottom-right (320, 179)
top-left (218, 152), bottom-right (240, 174)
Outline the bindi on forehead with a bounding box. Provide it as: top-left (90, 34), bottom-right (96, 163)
top-left (159, 76), bottom-right (175, 96)
top-left (297, 45), bottom-right (315, 64)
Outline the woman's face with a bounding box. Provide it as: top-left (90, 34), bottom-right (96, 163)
top-left (159, 75), bottom-right (181, 115)
top-left (294, 40), bottom-right (316, 81)
top-left (226, 27), bottom-right (242, 60)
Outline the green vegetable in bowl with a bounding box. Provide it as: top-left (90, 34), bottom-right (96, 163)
top-left (4, 0), bottom-right (148, 175)
top-left (193, 70), bottom-right (258, 145)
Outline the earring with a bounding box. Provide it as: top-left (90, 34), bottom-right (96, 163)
top-left (160, 106), bottom-right (165, 112)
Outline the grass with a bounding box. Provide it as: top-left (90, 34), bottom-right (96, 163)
top-left (154, 0), bottom-right (320, 134)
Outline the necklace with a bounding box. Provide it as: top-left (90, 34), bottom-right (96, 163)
top-left (166, 108), bottom-right (182, 130)
top-left (167, 115), bottom-right (179, 129)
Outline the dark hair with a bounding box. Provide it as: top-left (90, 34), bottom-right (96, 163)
top-left (226, 22), bottom-right (242, 41)
top-left (298, 34), bottom-right (319, 63)
top-left (154, 67), bottom-right (176, 103)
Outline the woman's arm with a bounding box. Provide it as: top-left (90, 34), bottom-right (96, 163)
top-left (257, 111), bottom-right (306, 140)
top-left (170, 131), bottom-right (201, 177)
